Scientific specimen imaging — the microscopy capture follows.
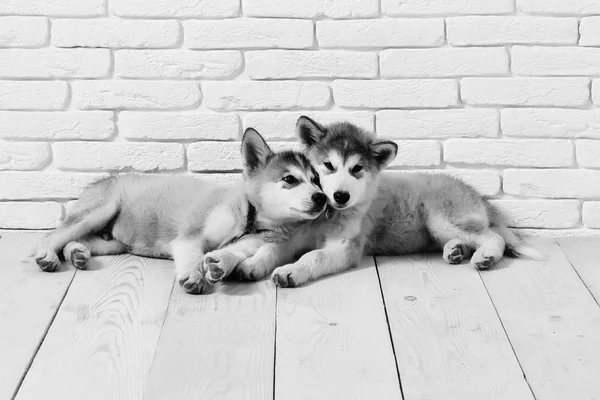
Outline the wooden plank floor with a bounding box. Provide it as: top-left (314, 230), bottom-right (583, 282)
top-left (2, 232), bottom-right (600, 400)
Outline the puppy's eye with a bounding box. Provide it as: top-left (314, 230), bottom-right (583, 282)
top-left (282, 175), bottom-right (297, 185)
top-left (352, 165), bottom-right (363, 174)
top-left (324, 162), bottom-right (334, 171)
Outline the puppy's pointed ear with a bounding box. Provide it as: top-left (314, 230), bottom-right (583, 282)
top-left (297, 116), bottom-right (326, 147)
top-left (241, 128), bottom-right (273, 173)
top-left (371, 140), bottom-right (398, 170)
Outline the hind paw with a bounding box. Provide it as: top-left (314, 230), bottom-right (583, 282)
top-left (177, 270), bottom-right (207, 295)
top-left (204, 254), bottom-right (226, 284)
top-left (470, 250), bottom-right (497, 270)
top-left (443, 240), bottom-right (467, 265)
top-left (35, 251), bottom-right (60, 272)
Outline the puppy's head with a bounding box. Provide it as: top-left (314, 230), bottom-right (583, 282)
top-left (296, 116), bottom-right (397, 211)
top-left (241, 127), bottom-right (326, 223)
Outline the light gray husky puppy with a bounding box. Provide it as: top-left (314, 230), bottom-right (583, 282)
top-left (243, 117), bottom-right (540, 288)
top-left (35, 128), bottom-right (327, 294)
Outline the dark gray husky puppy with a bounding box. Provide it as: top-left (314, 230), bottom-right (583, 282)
top-left (35, 128), bottom-right (326, 294)
top-left (255, 117), bottom-right (541, 288)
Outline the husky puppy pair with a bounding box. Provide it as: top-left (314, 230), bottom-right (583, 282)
top-left (35, 129), bottom-right (326, 294)
top-left (225, 117), bottom-right (540, 288)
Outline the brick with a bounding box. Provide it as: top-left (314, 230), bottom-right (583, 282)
top-left (110, 0), bottom-right (238, 18)
top-left (317, 19), bottom-right (444, 48)
top-left (383, 0), bottom-right (513, 15)
top-left (502, 109), bottom-right (600, 138)
top-left (445, 139), bottom-right (573, 167)
top-left (583, 202), bottom-right (600, 228)
top-left (504, 169), bottom-right (600, 198)
top-left (512, 46), bottom-right (600, 76)
top-left (73, 81), bottom-right (201, 110)
top-left (385, 169), bottom-right (501, 196)
top-left (380, 48), bottom-right (508, 78)
top-left (54, 142), bottom-right (184, 172)
top-left (0, 49), bottom-right (110, 78)
top-left (517, 0), bottom-right (600, 14)
top-left (204, 81), bottom-right (330, 111)
top-left (0, 81), bottom-right (67, 110)
top-left (334, 79), bottom-right (458, 109)
top-left (377, 109), bottom-right (499, 139)
top-left (116, 50), bottom-right (242, 79)
top-left (0, 111), bottom-right (114, 140)
top-left (188, 142), bottom-right (301, 171)
top-left (0, 172), bottom-right (107, 200)
top-left (244, 111), bottom-right (374, 140)
top-left (185, 19), bottom-right (313, 49)
top-left (518, 229), bottom-right (600, 238)
top-left (0, 142), bottom-right (50, 171)
top-left (461, 78), bottom-right (589, 107)
top-left (0, 0), bottom-right (104, 16)
top-left (489, 200), bottom-right (579, 229)
top-left (244, 0), bottom-right (378, 18)
top-left (389, 140), bottom-right (441, 167)
top-left (577, 140), bottom-right (600, 168)
top-left (0, 202), bottom-right (62, 229)
top-left (580, 17), bottom-right (600, 46)
top-left (0, 17), bottom-right (48, 47)
top-left (120, 112), bottom-right (240, 140)
top-left (594, 80), bottom-right (600, 105)
top-left (53, 19), bottom-right (180, 49)
top-left (447, 17), bottom-right (578, 46)
top-left (246, 50), bottom-right (377, 79)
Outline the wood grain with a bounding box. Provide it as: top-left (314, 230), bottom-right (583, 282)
top-left (480, 238), bottom-right (600, 400)
top-left (556, 237), bottom-right (600, 303)
top-left (275, 257), bottom-right (402, 400)
top-left (0, 232), bottom-right (76, 400)
top-left (15, 254), bottom-right (174, 400)
top-left (377, 253), bottom-right (533, 400)
top-left (144, 279), bottom-right (276, 400)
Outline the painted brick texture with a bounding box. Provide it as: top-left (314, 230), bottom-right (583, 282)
top-left (0, 0), bottom-right (596, 235)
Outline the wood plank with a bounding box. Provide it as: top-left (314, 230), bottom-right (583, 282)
top-left (15, 254), bottom-right (174, 400)
top-left (0, 232), bottom-right (76, 400)
top-left (377, 253), bottom-right (533, 400)
top-left (144, 279), bottom-right (276, 400)
top-left (556, 237), bottom-right (600, 303)
top-left (275, 257), bottom-right (402, 400)
top-left (480, 238), bottom-right (600, 400)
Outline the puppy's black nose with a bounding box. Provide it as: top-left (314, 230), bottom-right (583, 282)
top-left (312, 192), bottom-right (327, 207)
top-left (333, 191), bottom-right (350, 205)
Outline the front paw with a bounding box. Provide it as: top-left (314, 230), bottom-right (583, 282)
top-left (177, 270), bottom-right (207, 295)
top-left (271, 264), bottom-right (310, 288)
top-left (35, 250), bottom-right (60, 272)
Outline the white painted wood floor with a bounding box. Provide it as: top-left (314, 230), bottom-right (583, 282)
top-left (1, 232), bottom-right (599, 400)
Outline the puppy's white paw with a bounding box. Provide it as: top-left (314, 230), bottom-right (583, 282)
top-left (35, 250), bottom-right (60, 272)
top-left (64, 243), bottom-right (91, 270)
top-left (203, 252), bottom-right (228, 284)
top-left (470, 249), bottom-right (497, 270)
top-left (443, 239), bottom-right (466, 265)
top-left (272, 264), bottom-right (310, 288)
top-left (177, 270), bottom-right (207, 294)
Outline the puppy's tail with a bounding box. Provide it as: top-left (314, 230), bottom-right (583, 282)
top-left (486, 203), bottom-right (545, 261)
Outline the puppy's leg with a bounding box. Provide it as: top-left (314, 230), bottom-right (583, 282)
top-left (234, 242), bottom-right (297, 282)
top-left (272, 237), bottom-right (363, 288)
top-left (170, 235), bottom-right (207, 295)
top-left (203, 235), bottom-right (265, 284)
top-left (471, 229), bottom-right (505, 270)
top-left (36, 201), bottom-right (119, 272)
top-left (63, 237), bottom-right (127, 270)
top-left (442, 239), bottom-right (474, 265)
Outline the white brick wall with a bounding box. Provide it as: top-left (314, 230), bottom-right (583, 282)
top-left (0, 0), bottom-right (597, 234)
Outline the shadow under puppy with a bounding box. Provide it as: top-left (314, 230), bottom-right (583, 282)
top-left (34, 128), bottom-right (326, 294)
top-left (227, 117), bottom-right (542, 288)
